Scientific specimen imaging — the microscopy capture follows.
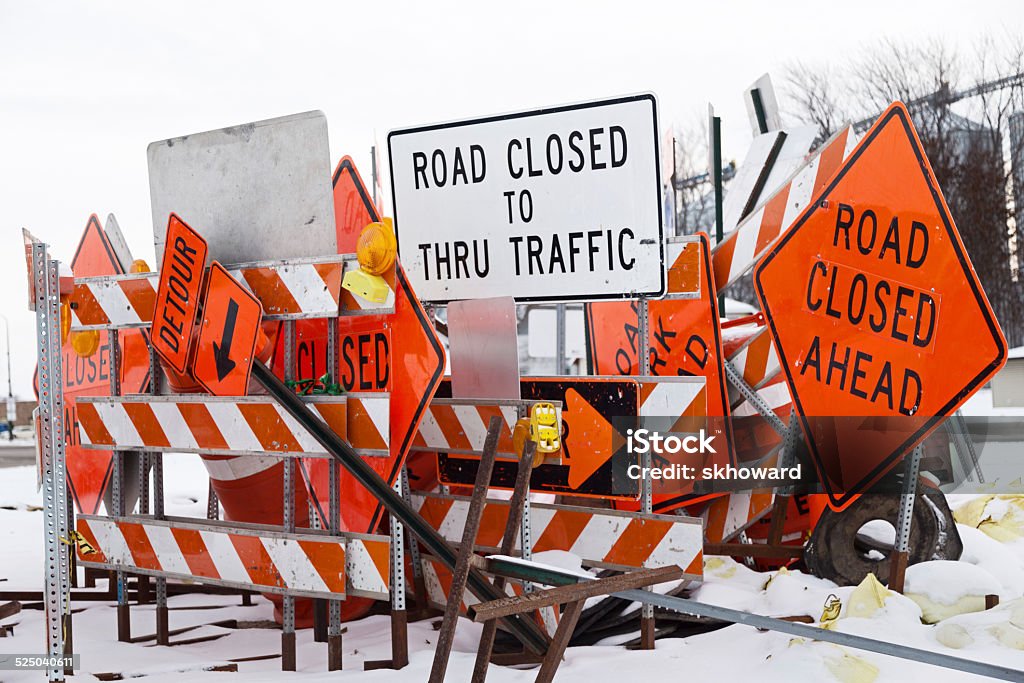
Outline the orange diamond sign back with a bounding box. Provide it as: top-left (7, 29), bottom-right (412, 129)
top-left (754, 102), bottom-right (1007, 509)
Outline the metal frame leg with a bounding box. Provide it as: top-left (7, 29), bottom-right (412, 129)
top-left (34, 243), bottom-right (69, 682)
top-left (889, 445), bottom-right (923, 592)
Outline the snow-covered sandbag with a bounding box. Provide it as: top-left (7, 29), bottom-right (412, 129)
top-left (954, 495), bottom-right (1024, 543)
top-left (904, 560), bottom-right (1001, 623)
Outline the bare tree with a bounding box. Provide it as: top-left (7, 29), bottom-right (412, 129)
top-left (783, 34), bottom-right (1024, 346)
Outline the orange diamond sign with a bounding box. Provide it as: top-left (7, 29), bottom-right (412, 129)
top-left (754, 102), bottom-right (1007, 509)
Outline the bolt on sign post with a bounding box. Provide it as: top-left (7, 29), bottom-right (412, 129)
top-left (754, 102), bottom-right (1008, 510)
top-left (388, 94), bottom-right (664, 303)
top-left (193, 263), bottom-right (263, 396)
top-left (150, 214), bottom-right (208, 374)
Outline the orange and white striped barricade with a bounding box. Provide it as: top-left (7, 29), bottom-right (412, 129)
top-left (68, 254), bottom-right (395, 331)
top-left (76, 394), bottom-right (390, 459)
top-left (411, 491), bottom-right (704, 633)
top-left (75, 516), bottom-right (390, 601)
top-left (412, 398), bottom-right (561, 460)
top-left (434, 376), bottom-right (705, 502)
top-left (711, 125), bottom-right (859, 294)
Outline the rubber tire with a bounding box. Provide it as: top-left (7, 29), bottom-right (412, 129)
top-left (804, 491), bottom-right (962, 586)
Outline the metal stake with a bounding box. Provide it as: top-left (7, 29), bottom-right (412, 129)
top-left (889, 445), bottom-right (923, 592)
top-left (149, 343), bottom-right (169, 646)
top-left (555, 303), bottom-right (566, 375)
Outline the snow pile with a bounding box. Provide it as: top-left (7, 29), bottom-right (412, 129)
top-left (904, 560), bottom-right (1002, 623)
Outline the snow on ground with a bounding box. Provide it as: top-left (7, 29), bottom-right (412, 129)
top-left (4, 460), bottom-right (1024, 681)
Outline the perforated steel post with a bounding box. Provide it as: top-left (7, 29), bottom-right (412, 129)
top-left (637, 297), bottom-right (655, 648)
top-left (889, 445), bottom-right (923, 593)
top-left (281, 320), bottom-right (297, 671)
top-left (108, 328), bottom-right (131, 642)
top-left (148, 343), bottom-right (169, 645)
top-left (325, 321), bottom-right (342, 670)
top-left (555, 303), bottom-right (566, 374)
top-left (389, 477), bottom-right (409, 668)
top-left (34, 242), bottom-right (69, 682)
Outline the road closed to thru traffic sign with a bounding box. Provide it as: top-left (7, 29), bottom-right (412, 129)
top-left (388, 95), bottom-right (664, 303)
top-left (754, 102), bottom-right (1007, 508)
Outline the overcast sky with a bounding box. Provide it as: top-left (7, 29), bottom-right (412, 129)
top-left (2, 0), bottom-right (1021, 398)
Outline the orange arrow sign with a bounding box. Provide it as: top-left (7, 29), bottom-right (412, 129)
top-left (193, 263), bottom-right (263, 396)
top-left (565, 388), bottom-right (624, 489)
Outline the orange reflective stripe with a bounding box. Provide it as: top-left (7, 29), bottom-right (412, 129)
top-left (76, 402), bottom-right (113, 445)
top-left (117, 520), bottom-right (161, 571)
top-left (238, 403), bottom-right (301, 452)
top-left (604, 519), bottom-right (673, 568)
top-left (176, 402), bottom-right (229, 451)
top-left (229, 535), bottom-right (281, 589)
top-left (121, 402), bottom-right (170, 449)
top-left (70, 283), bottom-right (108, 325)
top-left (297, 540), bottom-right (347, 594)
top-left (533, 509), bottom-right (589, 553)
top-left (119, 278), bottom-right (157, 322)
top-left (240, 268), bottom-right (300, 316)
top-left (170, 526), bottom-right (220, 580)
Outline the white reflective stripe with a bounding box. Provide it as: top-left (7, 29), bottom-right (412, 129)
top-left (144, 524), bottom-right (191, 575)
top-left (360, 397), bottom-right (390, 447)
top-left (780, 162), bottom-right (817, 231)
top-left (149, 402), bottom-right (199, 451)
top-left (731, 345), bottom-right (750, 370)
top-left (844, 128), bottom-right (860, 157)
top-left (645, 522), bottom-right (702, 569)
top-left (276, 264), bottom-right (339, 313)
top-left (500, 405), bottom-right (519, 429)
top-left (436, 500), bottom-right (471, 542)
top-left (205, 402), bottom-right (262, 451)
top-left (346, 539), bottom-right (388, 596)
top-left (201, 454), bottom-right (278, 481)
top-left (571, 514), bottom-right (626, 562)
top-left (277, 406), bottom-right (322, 453)
top-left (417, 409), bottom-right (448, 448)
top-left (452, 405), bottom-right (488, 449)
top-left (94, 402), bottom-right (142, 448)
top-left (727, 205), bottom-right (765, 284)
top-left (724, 493), bottom-right (751, 538)
top-left (71, 308), bottom-right (83, 328)
top-left (88, 519), bottom-right (134, 567)
top-left (421, 560), bottom-right (449, 606)
top-left (262, 537), bottom-right (330, 593)
top-left (198, 530), bottom-right (249, 583)
top-left (91, 281), bottom-right (141, 326)
top-left (641, 381), bottom-right (703, 416)
top-left (734, 382), bottom-right (791, 417)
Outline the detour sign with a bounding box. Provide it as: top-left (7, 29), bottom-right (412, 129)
top-left (754, 102), bottom-right (1007, 508)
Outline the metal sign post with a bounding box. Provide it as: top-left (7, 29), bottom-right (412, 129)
top-left (33, 240), bottom-right (71, 682)
top-left (282, 320), bottom-right (297, 672)
top-left (889, 445), bottom-right (924, 592)
top-left (636, 297), bottom-right (655, 649)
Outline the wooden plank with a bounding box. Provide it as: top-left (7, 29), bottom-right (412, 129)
top-left (428, 416), bottom-right (502, 683)
top-left (535, 599), bottom-right (585, 683)
top-left (471, 440), bottom-right (537, 683)
top-left (469, 565), bottom-right (683, 623)
top-left (0, 601), bottom-right (21, 620)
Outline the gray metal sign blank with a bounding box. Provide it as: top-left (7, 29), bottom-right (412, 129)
top-left (147, 111), bottom-right (337, 264)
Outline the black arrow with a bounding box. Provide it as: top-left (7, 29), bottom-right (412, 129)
top-left (212, 299), bottom-right (238, 381)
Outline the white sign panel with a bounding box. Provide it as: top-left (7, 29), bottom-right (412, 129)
top-left (388, 95), bottom-right (664, 303)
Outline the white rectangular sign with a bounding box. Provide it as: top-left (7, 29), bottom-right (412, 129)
top-left (388, 95), bottom-right (664, 303)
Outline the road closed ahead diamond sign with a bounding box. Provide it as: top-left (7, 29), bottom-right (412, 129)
top-left (754, 102), bottom-right (1007, 509)
top-left (388, 95), bottom-right (664, 303)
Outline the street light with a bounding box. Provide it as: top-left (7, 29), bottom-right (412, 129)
top-left (0, 314), bottom-right (13, 440)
